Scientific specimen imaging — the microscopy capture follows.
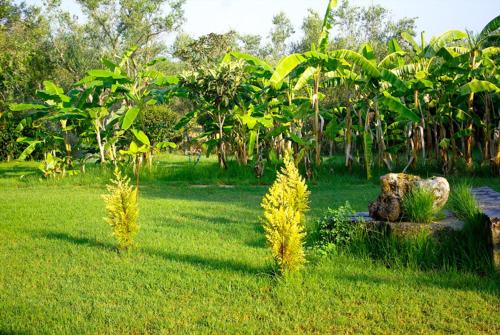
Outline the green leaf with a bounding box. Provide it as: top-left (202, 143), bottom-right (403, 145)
top-left (240, 113), bottom-right (258, 129)
top-left (293, 66), bottom-right (318, 91)
top-left (270, 54), bottom-right (307, 88)
top-left (155, 75), bottom-right (179, 86)
top-left (427, 30), bottom-right (467, 56)
top-left (479, 15), bottom-right (500, 42)
top-left (131, 129), bottom-right (150, 146)
top-left (257, 115), bottom-right (274, 128)
top-left (43, 81), bottom-right (64, 95)
top-left (229, 52), bottom-right (273, 72)
top-left (129, 141), bottom-right (139, 153)
top-left (18, 141), bottom-right (42, 161)
top-left (247, 130), bottom-right (257, 156)
top-left (175, 111), bottom-right (197, 130)
top-left (289, 133), bottom-right (306, 145)
top-left (401, 32), bottom-right (421, 54)
top-left (9, 103), bottom-right (47, 111)
top-left (122, 107), bottom-right (140, 130)
top-left (330, 50), bottom-right (381, 78)
top-left (88, 69), bottom-right (115, 78)
top-left (388, 38), bottom-right (402, 53)
top-left (318, 0), bottom-right (338, 52)
top-left (380, 92), bottom-right (420, 123)
top-left (458, 80), bottom-right (499, 95)
top-left (156, 141), bottom-right (177, 149)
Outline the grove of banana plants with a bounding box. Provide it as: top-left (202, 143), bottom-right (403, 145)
top-left (7, 1), bottom-right (499, 180)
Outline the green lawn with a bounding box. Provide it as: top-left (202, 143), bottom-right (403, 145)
top-left (0, 156), bottom-right (499, 334)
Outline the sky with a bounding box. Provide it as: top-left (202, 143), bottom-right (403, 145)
top-left (27, 0), bottom-right (500, 42)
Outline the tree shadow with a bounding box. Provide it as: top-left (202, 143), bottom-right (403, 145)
top-left (35, 231), bottom-right (116, 251)
top-left (334, 268), bottom-right (500, 296)
top-left (34, 230), bottom-right (272, 277)
top-left (0, 167), bottom-right (38, 179)
top-left (143, 247), bottom-right (272, 277)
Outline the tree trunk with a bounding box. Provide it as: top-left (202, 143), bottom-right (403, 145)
top-left (465, 51), bottom-right (477, 168)
top-left (313, 70), bottom-right (322, 166)
top-left (345, 105), bottom-right (353, 173)
top-left (217, 114), bottom-right (226, 169)
top-left (95, 120), bottom-right (105, 163)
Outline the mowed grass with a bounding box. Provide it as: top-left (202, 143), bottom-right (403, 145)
top-left (0, 156), bottom-right (499, 334)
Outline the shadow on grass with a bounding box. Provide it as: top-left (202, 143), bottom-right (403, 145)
top-left (334, 272), bottom-right (500, 296)
top-left (143, 247), bottom-right (272, 276)
top-left (35, 230), bottom-right (272, 276)
top-left (37, 231), bottom-right (116, 251)
top-left (0, 167), bottom-right (38, 179)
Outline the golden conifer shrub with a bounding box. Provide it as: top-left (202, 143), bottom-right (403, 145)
top-left (261, 151), bottom-right (310, 274)
top-left (102, 169), bottom-right (139, 251)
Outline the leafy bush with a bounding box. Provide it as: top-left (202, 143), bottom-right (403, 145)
top-left (0, 116), bottom-right (22, 161)
top-left (261, 151), bottom-right (310, 274)
top-left (102, 169), bottom-right (139, 251)
top-left (448, 183), bottom-right (482, 224)
top-left (317, 202), bottom-right (360, 251)
top-left (143, 105), bottom-right (181, 146)
top-left (402, 187), bottom-right (437, 223)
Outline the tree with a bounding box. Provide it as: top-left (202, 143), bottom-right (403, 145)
top-left (237, 33), bottom-right (264, 57)
top-left (173, 31), bottom-right (238, 68)
top-left (293, 9), bottom-right (322, 53)
top-left (72, 0), bottom-right (185, 71)
top-left (269, 11), bottom-right (295, 61)
top-left (331, 0), bottom-right (417, 58)
top-left (180, 60), bottom-right (247, 168)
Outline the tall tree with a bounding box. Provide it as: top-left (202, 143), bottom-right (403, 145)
top-left (269, 11), bottom-right (295, 61)
top-left (74, 0), bottom-right (185, 70)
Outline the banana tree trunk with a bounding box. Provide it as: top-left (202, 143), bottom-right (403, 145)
top-left (345, 105), bottom-right (353, 173)
top-left (217, 113), bottom-right (227, 169)
top-left (374, 97), bottom-right (386, 168)
top-left (465, 51), bottom-right (477, 168)
top-left (95, 120), bottom-right (106, 163)
top-left (313, 69), bottom-right (322, 166)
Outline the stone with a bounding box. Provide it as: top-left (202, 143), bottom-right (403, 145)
top-left (413, 177), bottom-right (450, 210)
top-left (471, 187), bottom-right (500, 272)
top-left (369, 173), bottom-right (421, 222)
top-left (369, 173), bottom-right (450, 222)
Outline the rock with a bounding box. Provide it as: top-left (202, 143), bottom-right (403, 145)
top-left (369, 173), bottom-right (450, 222)
top-left (413, 177), bottom-right (450, 210)
top-left (369, 173), bottom-right (421, 222)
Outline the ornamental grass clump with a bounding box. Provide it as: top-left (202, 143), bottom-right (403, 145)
top-left (402, 187), bottom-right (437, 224)
top-left (448, 183), bottom-right (482, 225)
top-left (261, 151), bottom-right (310, 275)
top-left (102, 169), bottom-right (139, 252)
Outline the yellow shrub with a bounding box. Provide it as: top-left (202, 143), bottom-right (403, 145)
top-left (102, 169), bottom-right (139, 251)
top-left (261, 151), bottom-right (310, 274)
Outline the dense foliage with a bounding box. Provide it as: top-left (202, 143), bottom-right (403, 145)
top-left (0, 0), bottom-right (498, 179)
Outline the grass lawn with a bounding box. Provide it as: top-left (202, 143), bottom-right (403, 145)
top-left (1, 155), bottom-right (499, 334)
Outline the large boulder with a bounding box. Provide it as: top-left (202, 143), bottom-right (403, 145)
top-left (369, 173), bottom-right (449, 222)
top-left (413, 177), bottom-right (450, 210)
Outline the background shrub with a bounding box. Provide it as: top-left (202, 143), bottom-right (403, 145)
top-left (316, 202), bottom-right (360, 251)
top-left (143, 105), bottom-right (181, 146)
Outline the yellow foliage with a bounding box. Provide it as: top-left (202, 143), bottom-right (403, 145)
top-left (261, 151), bottom-right (310, 274)
top-left (102, 169), bottom-right (139, 251)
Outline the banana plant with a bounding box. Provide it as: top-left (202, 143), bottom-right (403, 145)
top-left (9, 80), bottom-right (85, 165)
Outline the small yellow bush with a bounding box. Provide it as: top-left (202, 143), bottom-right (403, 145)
top-left (102, 169), bottom-right (139, 251)
top-left (261, 151), bottom-right (310, 274)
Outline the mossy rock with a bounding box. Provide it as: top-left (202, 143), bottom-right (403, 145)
top-left (369, 173), bottom-right (449, 222)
